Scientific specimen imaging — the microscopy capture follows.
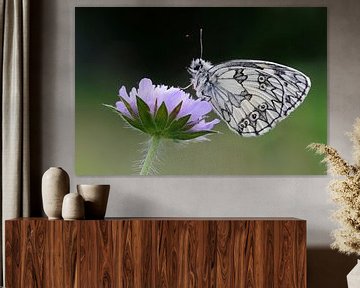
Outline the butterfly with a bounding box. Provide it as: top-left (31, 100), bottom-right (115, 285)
top-left (188, 58), bottom-right (311, 137)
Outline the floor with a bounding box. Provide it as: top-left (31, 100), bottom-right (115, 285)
top-left (308, 248), bottom-right (357, 287)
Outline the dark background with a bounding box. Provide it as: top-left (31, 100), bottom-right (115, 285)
top-left (76, 7), bottom-right (326, 84)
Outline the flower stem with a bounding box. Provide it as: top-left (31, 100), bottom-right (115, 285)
top-left (140, 136), bottom-right (161, 175)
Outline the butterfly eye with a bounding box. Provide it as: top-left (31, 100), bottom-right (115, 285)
top-left (259, 103), bottom-right (268, 111)
top-left (258, 75), bottom-right (266, 82)
top-left (259, 83), bottom-right (267, 90)
top-left (250, 111), bottom-right (259, 121)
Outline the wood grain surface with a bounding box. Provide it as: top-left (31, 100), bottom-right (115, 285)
top-left (5, 218), bottom-right (306, 287)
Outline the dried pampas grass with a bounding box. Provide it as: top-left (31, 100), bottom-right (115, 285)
top-left (308, 118), bottom-right (360, 256)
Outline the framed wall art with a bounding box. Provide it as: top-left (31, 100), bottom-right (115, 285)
top-left (75, 7), bottom-right (327, 175)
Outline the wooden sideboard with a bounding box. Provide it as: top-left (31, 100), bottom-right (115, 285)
top-left (5, 218), bottom-right (306, 287)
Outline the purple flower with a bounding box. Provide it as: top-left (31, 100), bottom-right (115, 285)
top-left (110, 78), bottom-right (219, 141)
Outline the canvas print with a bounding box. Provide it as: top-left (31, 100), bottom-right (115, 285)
top-left (75, 7), bottom-right (327, 175)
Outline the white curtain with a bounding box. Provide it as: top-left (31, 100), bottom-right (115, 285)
top-left (0, 0), bottom-right (30, 284)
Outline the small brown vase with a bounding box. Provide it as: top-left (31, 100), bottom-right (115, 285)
top-left (77, 184), bottom-right (110, 219)
top-left (42, 167), bottom-right (70, 219)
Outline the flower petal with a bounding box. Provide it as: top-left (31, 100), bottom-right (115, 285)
top-left (191, 119), bottom-right (220, 132)
top-left (138, 78), bottom-right (153, 94)
top-left (138, 78), bottom-right (155, 110)
top-left (189, 101), bottom-right (213, 122)
top-left (118, 86), bottom-right (130, 100)
top-left (128, 87), bottom-right (138, 113)
top-left (177, 98), bottom-right (212, 121)
top-left (163, 89), bottom-right (184, 113)
top-left (116, 101), bottom-right (132, 118)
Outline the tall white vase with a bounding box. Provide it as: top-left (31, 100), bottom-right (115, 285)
top-left (347, 260), bottom-right (360, 288)
top-left (42, 167), bottom-right (70, 219)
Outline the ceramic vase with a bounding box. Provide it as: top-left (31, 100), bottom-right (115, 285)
top-left (347, 259), bottom-right (360, 287)
top-left (62, 192), bottom-right (85, 220)
top-left (77, 184), bottom-right (110, 219)
top-left (42, 167), bottom-right (70, 219)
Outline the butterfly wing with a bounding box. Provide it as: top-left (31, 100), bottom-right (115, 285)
top-left (201, 60), bottom-right (311, 136)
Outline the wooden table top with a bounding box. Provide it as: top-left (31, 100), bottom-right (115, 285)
top-left (6, 216), bottom-right (305, 221)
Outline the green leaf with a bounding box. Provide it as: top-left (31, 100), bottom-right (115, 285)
top-left (103, 104), bottom-right (119, 114)
top-left (154, 102), bottom-right (169, 131)
top-left (153, 99), bottom-right (158, 115)
top-left (167, 114), bottom-right (191, 133)
top-left (122, 115), bottom-right (146, 132)
top-left (136, 96), bottom-right (155, 133)
top-left (102, 104), bottom-right (145, 132)
top-left (168, 101), bottom-right (183, 123)
top-left (119, 98), bottom-right (137, 118)
top-left (181, 122), bottom-right (197, 131)
top-left (170, 130), bottom-right (216, 140)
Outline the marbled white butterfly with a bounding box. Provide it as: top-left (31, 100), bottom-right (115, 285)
top-left (188, 33), bottom-right (311, 137)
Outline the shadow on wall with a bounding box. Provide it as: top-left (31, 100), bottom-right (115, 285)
top-left (308, 248), bottom-right (357, 288)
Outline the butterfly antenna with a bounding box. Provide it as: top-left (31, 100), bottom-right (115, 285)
top-left (200, 28), bottom-right (203, 59)
top-left (180, 83), bottom-right (192, 90)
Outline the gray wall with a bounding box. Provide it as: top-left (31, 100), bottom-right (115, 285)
top-left (30, 0), bottom-right (360, 286)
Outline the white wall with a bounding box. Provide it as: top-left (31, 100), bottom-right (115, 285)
top-left (32, 0), bottom-right (360, 247)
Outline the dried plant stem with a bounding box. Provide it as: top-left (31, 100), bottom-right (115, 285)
top-left (308, 117), bottom-right (360, 256)
top-left (140, 136), bottom-right (161, 176)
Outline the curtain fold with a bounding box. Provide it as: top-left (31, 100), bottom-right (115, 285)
top-left (0, 0), bottom-right (30, 284)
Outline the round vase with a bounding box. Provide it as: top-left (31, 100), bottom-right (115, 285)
top-left (42, 167), bottom-right (70, 219)
top-left (77, 184), bottom-right (110, 219)
top-left (62, 192), bottom-right (85, 220)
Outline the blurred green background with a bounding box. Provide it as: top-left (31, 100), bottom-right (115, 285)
top-left (75, 7), bottom-right (327, 175)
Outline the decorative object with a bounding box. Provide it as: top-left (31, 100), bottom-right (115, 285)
top-left (347, 260), bottom-right (360, 288)
top-left (41, 167), bottom-right (70, 219)
top-left (309, 118), bottom-right (360, 254)
top-left (76, 7), bottom-right (327, 175)
top-left (62, 192), bottom-right (85, 220)
top-left (5, 217), bottom-right (306, 287)
top-left (309, 117), bottom-right (360, 284)
top-left (77, 184), bottom-right (110, 219)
